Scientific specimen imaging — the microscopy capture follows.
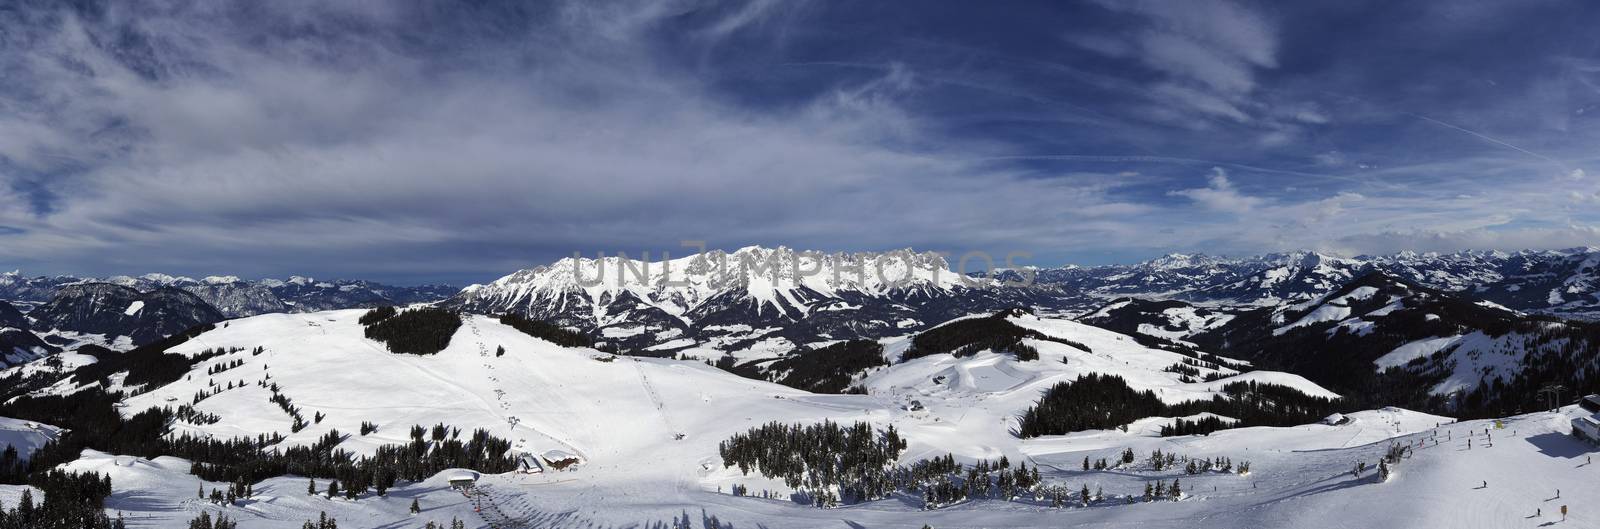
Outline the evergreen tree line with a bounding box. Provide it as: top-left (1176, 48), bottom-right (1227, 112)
top-left (358, 306), bottom-right (397, 325)
top-left (1159, 380), bottom-right (1343, 434)
top-left (267, 383), bottom-right (309, 433)
top-left (185, 511), bottom-right (238, 529)
top-left (0, 388), bottom-right (516, 502)
top-left (175, 404), bottom-right (221, 425)
top-left (206, 357), bottom-right (246, 376)
top-left (70, 324), bottom-right (222, 393)
top-left (192, 374), bottom-right (254, 406)
top-left (0, 389), bottom-right (174, 475)
top-left (362, 307), bottom-right (462, 355)
top-left (1161, 416), bottom-right (1231, 436)
top-left (0, 470), bottom-right (120, 529)
top-left (1161, 357), bottom-right (1234, 383)
top-left (183, 423), bottom-right (516, 491)
top-left (1017, 373), bottom-right (1168, 437)
top-left (718, 420), bottom-right (907, 504)
top-left (766, 340), bottom-right (886, 394)
top-left (900, 309), bottom-right (1091, 363)
top-left (498, 313), bottom-right (597, 349)
top-left (1018, 374), bottom-right (1342, 438)
top-left (720, 435), bottom-right (1236, 511)
top-left (0, 446), bottom-right (24, 484)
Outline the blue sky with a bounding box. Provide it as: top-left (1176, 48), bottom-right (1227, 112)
top-left (2, 0), bottom-right (1599, 284)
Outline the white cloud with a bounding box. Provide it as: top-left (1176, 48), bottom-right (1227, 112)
top-left (1082, 0), bottom-right (1282, 127)
top-left (0, 1), bottom-right (1173, 278)
top-left (1168, 167), bottom-right (1263, 213)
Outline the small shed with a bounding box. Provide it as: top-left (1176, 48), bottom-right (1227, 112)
top-left (447, 473), bottom-right (478, 490)
top-left (516, 453), bottom-right (543, 474)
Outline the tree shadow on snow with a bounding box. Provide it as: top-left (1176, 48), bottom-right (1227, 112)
top-left (1297, 475), bottom-right (1372, 498)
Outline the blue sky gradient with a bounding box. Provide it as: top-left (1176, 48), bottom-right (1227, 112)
top-left (1, 0), bottom-right (1598, 284)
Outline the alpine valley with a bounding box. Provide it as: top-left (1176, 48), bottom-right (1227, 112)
top-left (1, 246), bottom-right (1598, 528)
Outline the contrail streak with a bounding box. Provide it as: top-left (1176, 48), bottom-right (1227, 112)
top-left (1408, 113), bottom-right (1565, 167)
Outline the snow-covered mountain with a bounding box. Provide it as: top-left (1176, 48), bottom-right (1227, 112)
top-left (0, 271), bottom-right (457, 318)
top-left (1030, 247), bottom-right (1600, 320)
top-left (449, 246), bottom-right (1041, 353)
top-left (26, 283), bottom-right (226, 346)
top-left (1081, 271), bottom-right (1600, 417)
top-left (0, 300), bottom-right (54, 365)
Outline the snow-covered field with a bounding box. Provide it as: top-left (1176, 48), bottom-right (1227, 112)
top-left (12, 309), bottom-right (1600, 528)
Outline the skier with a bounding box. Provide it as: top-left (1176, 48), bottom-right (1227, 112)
top-left (1482, 480), bottom-right (1487, 488)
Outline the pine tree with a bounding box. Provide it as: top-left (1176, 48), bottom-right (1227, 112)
top-left (1082, 456), bottom-right (1090, 471)
top-left (1143, 482), bottom-right (1153, 502)
top-left (1170, 478), bottom-right (1182, 500)
top-left (308, 478), bottom-right (316, 496)
top-left (410, 498), bottom-right (421, 514)
top-left (326, 480), bottom-right (340, 499)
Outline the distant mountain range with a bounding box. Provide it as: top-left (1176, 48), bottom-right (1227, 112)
top-left (0, 272), bottom-right (457, 361)
top-left (0, 271), bottom-right (457, 318)
top-left (1081, 271), bottom-right (1600, 417)
top-left (1019, 247), bottom-right (1600, 320)
top-left (5, 246), bottom-right (1598, 391)
top-left (446, 246), bottom-right (1600, 355)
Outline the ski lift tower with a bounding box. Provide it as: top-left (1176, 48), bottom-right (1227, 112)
top-left (1539, 384), bottom-right (1568, 412)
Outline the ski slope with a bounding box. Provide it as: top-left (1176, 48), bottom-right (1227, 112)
top-left (19, 308), bottom-right (1587, 528)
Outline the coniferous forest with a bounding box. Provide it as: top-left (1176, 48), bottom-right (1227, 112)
top-left (718, 420), bottom-right (907, 505)
top-left (362, 307), bottom-right (462, 355)
top-left (901, 309), bottom-right (1091, 363)
top-left (767, 340), bottom-right (886, 394)
top-left (0, 470), bottom-right (120, 528)
top-left (1017, 374), bottom-right (1342, 438)
top-left (0, 387), bottom-right (515, 516)
top-left (498, 313), bottom-right (596, 349)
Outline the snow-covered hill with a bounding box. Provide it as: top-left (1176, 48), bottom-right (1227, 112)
top-left (99, 309), bottom-right (1333, 472)
top-left (8, 306), bottom-right (1596, 528)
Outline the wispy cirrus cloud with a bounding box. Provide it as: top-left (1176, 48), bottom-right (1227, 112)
top-left (0, 0), bottom-right (1597, 282)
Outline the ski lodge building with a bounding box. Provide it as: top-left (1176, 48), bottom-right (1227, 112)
top-left (1572, 395), bottom-right (1600, 443)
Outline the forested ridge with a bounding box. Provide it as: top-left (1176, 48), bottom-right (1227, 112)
top-left (362, 307), bottom-right (462, 355)
top-left (1018, 374), bottom-right (1342, 438)
top-left (901, 309), bottom-right (1090, 363)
